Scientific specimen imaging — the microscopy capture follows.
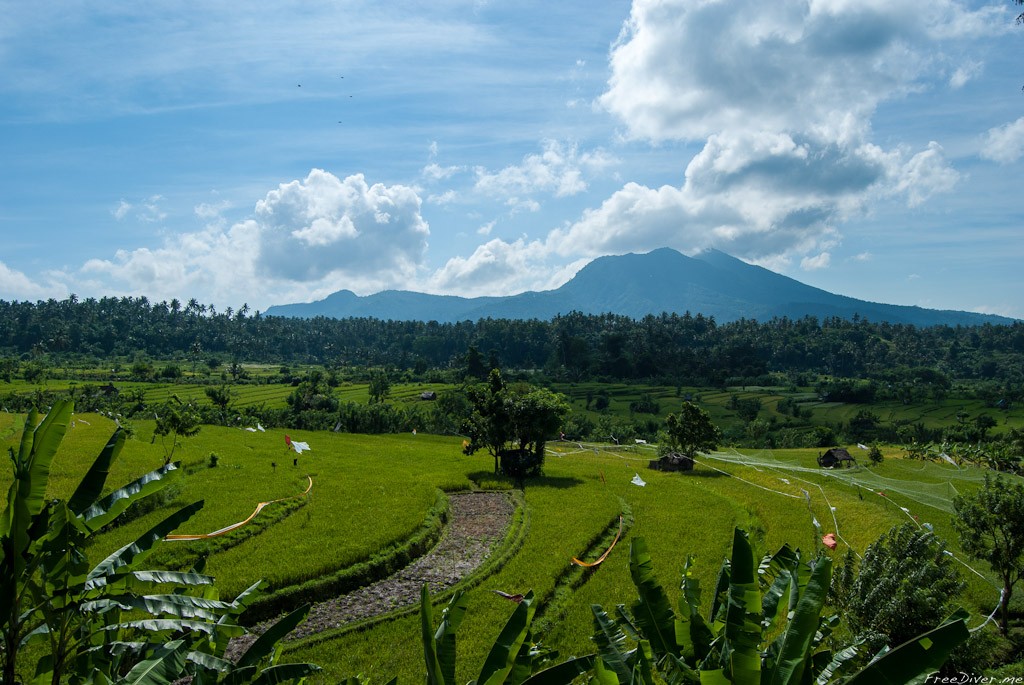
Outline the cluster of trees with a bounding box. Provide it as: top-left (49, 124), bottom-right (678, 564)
top-left (2, 297), bottom-right (1023, 387)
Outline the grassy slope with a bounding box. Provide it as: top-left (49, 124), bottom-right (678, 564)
top-left (0, 410), bottom-right (1009, 682)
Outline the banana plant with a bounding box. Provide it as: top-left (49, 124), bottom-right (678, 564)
top-left (589, 528), bottom-right (970, 685)
top-left (1, 401), bottom-right (318, 685)
top-left (420, 585), bottom-right (595, 685)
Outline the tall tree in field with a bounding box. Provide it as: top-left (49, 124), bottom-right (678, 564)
top-left (952, 473), bottom-right (1024, 634)
top-left (368, 369), bottom-right (392, 404)
top-left (663, 401), bottom-right (721, 459)
top-left (463, 370), bottom-right (569, 481)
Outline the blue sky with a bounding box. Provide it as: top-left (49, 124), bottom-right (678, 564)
top-left (1, 0), bottom-right (1022, 318)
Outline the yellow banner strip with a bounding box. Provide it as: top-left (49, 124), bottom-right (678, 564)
top-left (165, 476), bottom-right (313, 542)
top-left (571, 515), bottom-right (623, 568)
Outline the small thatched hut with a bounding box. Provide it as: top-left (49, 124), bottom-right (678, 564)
top-left (818, 447), bottom-right (855, 468)
top-left (648, 452), bottom-right (694, 472)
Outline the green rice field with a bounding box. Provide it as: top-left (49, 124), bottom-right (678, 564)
top-left (0, 408), bottom-right (1009, 682)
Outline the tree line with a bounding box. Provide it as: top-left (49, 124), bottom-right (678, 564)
top-left (1, 297), bottom-right (1023, 388)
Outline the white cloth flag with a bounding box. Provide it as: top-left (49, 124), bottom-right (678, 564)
top-left (631, 473), bottom-right (647, 487)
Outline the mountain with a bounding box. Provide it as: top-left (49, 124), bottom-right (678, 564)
top-left (264, 248), bottom-right (1015, 326)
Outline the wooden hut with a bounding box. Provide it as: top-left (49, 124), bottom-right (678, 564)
top-left (817, 447), bottom-right (856, 468)
top-left (648, 452), bottom-right (694, 472)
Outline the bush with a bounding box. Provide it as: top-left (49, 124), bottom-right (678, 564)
top-left (830, 523), bottom-right (965, 657)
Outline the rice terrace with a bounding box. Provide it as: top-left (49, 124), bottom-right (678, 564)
top-left (3, 300), bottom-right (1024, 683)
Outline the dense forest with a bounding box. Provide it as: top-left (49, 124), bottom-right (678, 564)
top-left (1, 296), bottom-right (1022, 390)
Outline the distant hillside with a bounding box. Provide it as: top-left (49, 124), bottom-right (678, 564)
top-left (265, 248), bottom-right (1015, 326)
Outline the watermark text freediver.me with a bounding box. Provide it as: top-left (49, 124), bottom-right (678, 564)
top-left (926, 674), bottom-right (1024, 684)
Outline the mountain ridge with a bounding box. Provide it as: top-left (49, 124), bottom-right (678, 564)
top-left (264, 248), bottom-right (1015, 326)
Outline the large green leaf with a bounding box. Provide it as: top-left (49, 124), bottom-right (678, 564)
top-left (68, 428), bottom-right (125, 516)
top-left (80, 461), bottom-right (183, 532)
top-left (477, 590), bottom-right (536, 685)
top-left (720, 528), bottom-right (761, 684)
top-left (764, 555), bottom-right (832, 685)
top-left (436, 590), bottom-right (470, 685)
top-left (88, 500), bottom-right (203, 581)
top-left (82, 594), bottom-right (234, 623)
top-left (520, 654), bottom-right (596, 685)
top-left (628, 538), bottom-right (681, 660)
top-left (591, 604), bottom-right (632, 683)
top-left (679, 555), bottom-right (714, 662)
top-left (844, 615), bottom-right (970, 685)
top-left (4, 402), bottom-right (71, 554)
top-left (101, 618), bottom-right (238, 638)
top-left (186, 650), bottom-right (234, 674)
top-left (85, 569), bottom-right (216, 593)
top-left (236, 603), bottom-right (311, 669)
top-left (421, 585), bottom-right (447, 685)
top-left (250, 662), bottom-right (322, 685)
top-left (759, 545), bottom-right (798, 633)
top-left (116, 639), bottom-right (188, 685)
top-left (20, 401), bottom-right (72, 517)
top-left (592, 657), bottom-right (622, 685)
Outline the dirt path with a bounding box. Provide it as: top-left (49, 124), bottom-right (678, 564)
top-left (229, 491), bottom-right (514, 653)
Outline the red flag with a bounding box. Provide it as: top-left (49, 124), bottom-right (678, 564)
top-left (285, 434), bottom-right (292, 446)
top-left (822, 533), bottom-right (838, 550)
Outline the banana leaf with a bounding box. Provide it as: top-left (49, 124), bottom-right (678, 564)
top-left (591, 604), bottom-right (632, 683)
top-left (844, 614), bottom-right (970, 685)
top-left (476, 590), bottom-right (536, 685)
top-left (81, 594), bottom-right (233, 622)
top-left (68, 429), bottom-right (125, 517)
top-left (235, 603), bottom-right (311, 669)
top-left (592, 657), bottom-right (622, 685)
top-left (436, 590), bottom-right (470, 685)
top-left (628, 538), bottom-right (681, 659)
top-left (80, 462), bottom-right (183, 532)
top-left (759, 546), bottom-right (798, 633)
top-left (115, 639), bottom-right (188, 685)
top-left (763, 555), bottom-right (831, 685)
top-left (812, 643), bottom-right (860, 685)
top-left (186, 650), bottom-right (234, 673)
top-left (87, 500), bottom-right (203, 581)
top-left (250, 662), bottom-right (322, 685)
top-left (100, 619), bottom-right (236, 638)
top-left (720, 529), bottom-right (761, 684)
top-left (422, 585), bottom-right (447, 685)
top-left (85, 569), bottom-right (216, 593)
top-left (519, 654), bottom-right (596, 685)
top-left (4, 401), bottom-right (72, 556)
top-left (679, 555), bottom-right (714, 662)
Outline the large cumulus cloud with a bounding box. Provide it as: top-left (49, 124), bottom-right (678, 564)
top-left (559, 0), bottom-right (989, 268)
top-left (255, 169), bottom-right (429, 283)
top-left (61, 170), bottom-right (432, 308)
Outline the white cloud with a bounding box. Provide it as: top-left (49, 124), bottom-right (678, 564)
top-left (428, 238), bottom-right (587, 297)
top-left (254, 169), bottom-right (429, 283)
top-left (892, 142), bottom-right (960, 207)
top-left (422, 163), bottom-right (462, 181)
top-left (800, 252), bottom-right (831, 270)
top-left (194, 200), bottom-right (233, 222)
top-left (980, 117), bottom-right (1024, 164)
top-left (526, 0), bottom-right (962, 271)
top-left (477, 220), bottom-right (495, 236)
top-left (474, 140), bottom-right (617, 203)
top-left (62, 169), bottom-right (432, 309)
top-left (0, 261), bottom-right (65, 301)
top-left (542, 129), bottom-right (954, 264)
top-left (427, 189), bottom-right (459, 205)
top-left (949, 60), bottom-right (982, 88)
top-left (111, 195), bottom-right (167, 223)
top-left (852, 251), bottom-right (873, 262)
